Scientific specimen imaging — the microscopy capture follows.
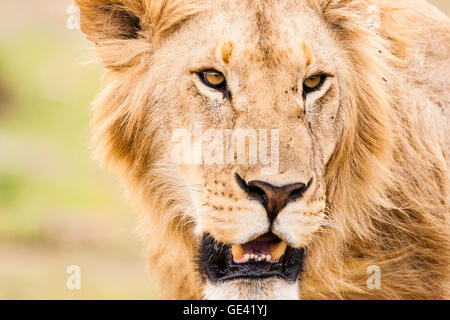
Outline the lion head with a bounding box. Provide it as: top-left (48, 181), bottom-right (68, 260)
top-left (76, 0), bottom-right (450, 299)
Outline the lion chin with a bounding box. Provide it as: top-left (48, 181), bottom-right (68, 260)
top-left (205, 278), bottom-right (300, 300)
top-left (77, 0), bottom-right (449, 300)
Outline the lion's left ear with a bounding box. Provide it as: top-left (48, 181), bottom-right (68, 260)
top-left (75, 0), bottom-right (203, 69)
top-left (310, 0), bottom-right (381, 31)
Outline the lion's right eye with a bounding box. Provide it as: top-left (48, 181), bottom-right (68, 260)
top-left (199, 70), bottom-right (227, 90)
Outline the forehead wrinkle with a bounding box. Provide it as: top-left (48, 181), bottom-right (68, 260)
top-left (218, 0), bottom-right (292, 68)
top-left (250, 2), bottom-right (281, 67)
top-left (302, 42), bottom-right (313, 67)
top-left (220, 41), bottom-right (234, 64)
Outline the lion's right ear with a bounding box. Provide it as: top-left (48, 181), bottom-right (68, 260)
top-left (75, 0), bottom-right (203, 69)
top-left (75, 0), bottom-right (146, 43)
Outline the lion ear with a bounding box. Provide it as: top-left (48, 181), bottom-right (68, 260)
top-left (312, 0), bottom-right (379, 30)
top-left (75, 0), bottom-right (146, 43)
top-left (75, 0), bottom-right (203, 69)
top-left (75, 0), bottom-right (204, 43)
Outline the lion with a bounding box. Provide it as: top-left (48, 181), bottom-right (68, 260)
top-left (75, 0), bottom-right (450, 299)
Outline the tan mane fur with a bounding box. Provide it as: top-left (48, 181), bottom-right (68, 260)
top-left (303, 0), bottom-right (450, 299)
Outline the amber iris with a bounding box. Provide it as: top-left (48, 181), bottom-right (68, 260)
top-left (199, 70), bottom-right (226, 89)
top-left (304, 75), bottom-right (324, 91)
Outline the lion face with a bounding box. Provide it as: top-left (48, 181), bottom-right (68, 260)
top-left (76, 0), bottom-right (450, 300)
top-left (156, 2), bottom-right (344, 299)
top-left (77, 0), bottom-right (367, 299)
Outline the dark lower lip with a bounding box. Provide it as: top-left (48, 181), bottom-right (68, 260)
top-left (199, 234), bottom-right (306, 283)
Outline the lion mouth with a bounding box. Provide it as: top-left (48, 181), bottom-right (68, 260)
top-left (200, 232), bottom-right (305, 282)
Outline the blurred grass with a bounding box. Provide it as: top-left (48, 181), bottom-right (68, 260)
top-left (429, 0), bottom-right (450, 14)
top-left (0, 1), bottom-right (157, 299)
top-left (0, 31), bottom-right (113, 242)
top-left (0, 0), bottom-right (447, 300)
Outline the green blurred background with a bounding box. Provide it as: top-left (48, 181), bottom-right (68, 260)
top-left (0, 0), bottom-right (156, 299)
top-left (0, 0), bottom-right (448, 300)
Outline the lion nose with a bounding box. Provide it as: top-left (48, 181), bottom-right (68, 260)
top-left (236, 174), bottom-right (312, 224)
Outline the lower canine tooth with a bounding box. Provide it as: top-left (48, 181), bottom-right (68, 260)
top-left (266, 255), bottom-right (271, 262)
top-left (270, 241), bottom-right (287, 260)
top-left (232, 244), bottom-right (244, 259)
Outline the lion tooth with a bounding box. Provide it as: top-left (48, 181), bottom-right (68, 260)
top-left (232, 244), bottom-right (244, 259)
top-left (270, 241), bottom-right (287, 261)
top-left (244, 253), bottom-right (250, 260)
top-left (257, 256), bottom-right (262, 261)
top-left (250, 254), bottom-right (255, 259)
top-left (266, 255), bottom-right (271, 262)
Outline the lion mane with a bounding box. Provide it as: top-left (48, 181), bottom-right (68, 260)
top-left (76, 0), bottom-right (449, 299)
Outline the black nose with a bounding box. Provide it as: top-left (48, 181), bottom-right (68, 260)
top-left (235, 174), bottom-right (312, 224)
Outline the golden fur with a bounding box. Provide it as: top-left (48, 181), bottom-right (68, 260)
top-left (76, 0), bottom-right (449, 299)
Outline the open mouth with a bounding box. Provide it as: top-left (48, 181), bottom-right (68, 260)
top-left (200, 232), bottom-right (305, 283)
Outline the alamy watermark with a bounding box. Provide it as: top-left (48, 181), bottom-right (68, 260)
top-left (366, 265), bottom-right (381, 290)
top-left (66, 265), bottom-right (81, 290)
top-left (366, 5), bottom-right (381, 30)
top-left (171, 122), bottom-right (280, 175)
top-left (66, 1), bottom-right (80, 30)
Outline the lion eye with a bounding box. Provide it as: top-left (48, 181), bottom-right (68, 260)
top-left (303, 75), bottom-right (325, 93)
top-left (199, 70), bottom-right (226, 90)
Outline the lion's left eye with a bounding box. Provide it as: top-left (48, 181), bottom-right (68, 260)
top-left (303, 75), bottom-right (326, 94)
top-left (199, 70), bottom-right (227, 90)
